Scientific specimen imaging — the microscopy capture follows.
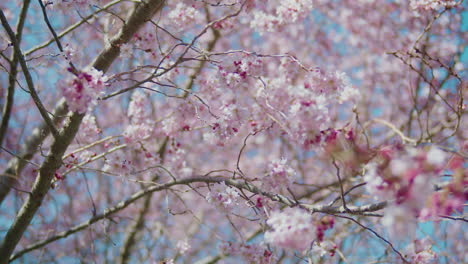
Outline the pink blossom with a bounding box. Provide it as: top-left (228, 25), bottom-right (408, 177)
top-left (250, 0), bottom-right (314, 33)
top-left (167, 3), bottom-right (202, 29)
top-left (132, 27), bottom-right (157, 54)
top-left (62, 43), bottom-right (75, 61)
top-left (382, 205), bottom-right (418, 239)
top-left (77, 150), bottom-right (95, 163)
top-left (206, 183), bottom-right (240, 211)
top-left (176, 239), bottom-right (191, 255)
top-left (102, 151), bottom-right (133, 177)
top-left (128, 91), bottom-right (151, 122)
top-left (250, 11), bottom-right (279, 33)
top-left (265, 208), bottom-right (315, 251)
top-left (276, 0), bottom-right (314, 23)
top-left (364, 162), bottom-right (392, 199)
top-left (410, 0), bottom-right (459, 11)
top-left (3, 0), bottom-right (467, 262)
top-left (123, 123), bottom-right (153, 143)
top-left (404, 237), bottom-right (438, 264)
top-left (315, 216), bottom-right (335, 242)
top-left (425, 146), bottom-right (447, 167)
top-left (60, 68), bottom-right (108, 113)
top-left (311, 240), bottom-right (338, 258)
top-left (262, 158), bottom-right (296, 192)
top-left (363, 145), bottom-right (451, 231)
top-left (220, 242), bottom-right (275, 264)
top-left (123, 90), bottom-right (155, 143)
top-left (162, 102), bottom-right (199, 136)
top-left (77, 114), bottom-right (101, 143)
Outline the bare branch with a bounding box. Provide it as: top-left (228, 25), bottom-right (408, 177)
top-left (334, 214), bottom-right (408, 263)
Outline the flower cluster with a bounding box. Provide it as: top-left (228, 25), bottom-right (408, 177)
top-left (167, 3), bottom-right (202, 29)
top-left (276, 0), bottom-right (314, 23)
top-left (207, 117), bottom-right (241, 146)
top-left (306, 68), bottom-right (359, 103)
top-left (403, 237), bottom-right (438, 264)
top-left (363, 145), bottom-right (452, 236)
top-left (132, 27), bottom-right (157, 58)
top-left (128, 90), bottom-right (152, 122)
top-left (419, 155), bottom-right (466, 220)
top-left (249, 12), bottom-right (278, 33)
top-left (219, 242), bottom-right (275, 264)
top-left (161, 100), bottom-right (200, 136)
top-left (264, 208), bottom-right (315, 251)
top-left (102, 141), bottom-right (161, 179)
top-left (364, 145), bottom-right (447, 202)
top-left (250, 0), bottom-right (313, 33)
top-left (218, 56), bottom-right (264, 87)
top-left (312, 128), bottom-right (374, 174)
top-left (60, 68), bottom-right (107, 113)
top-left (206, 183), bottom-right (240, 211)
top-left (262, 158), bottom-right (296, 192)
top-left (62, 43), bottom-right (75, 61)
top-left (164, 140), bottom-right (193, 179)
top-left (311, 240), bottom-right (338, 258)
top-left (77, 114), bottom-right (101, 143)
top-left (197, 76), bottom-right (244, 145)
top-left (124, 91), bottom-right (154, 143)
top-left (62, 153), bottom-right (79, 169)
top-left (176, 239), bottom-right (191, 255)
top-left (123, 124), bottom-right (153, 144)
top-left (102, 151), bottom-right (134, 177)
top-left (274, 68), bottom-right (359, 147)
top-left (410, 0), bottom-right (459, 11)
top-left (315, 216), bottom-right (335, 242)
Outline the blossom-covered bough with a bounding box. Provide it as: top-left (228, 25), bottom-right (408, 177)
top-left (0, 0), bottom-right (466, 263)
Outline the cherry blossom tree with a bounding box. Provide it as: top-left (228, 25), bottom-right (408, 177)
top-left (0, 0), bottom-right (466, 263)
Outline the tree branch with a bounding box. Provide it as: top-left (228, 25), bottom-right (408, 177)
top-left (25, 0), bottom-right (124, 56)
top-left (334, 214), bottom-right (408, 263)
top-left (118, 139), bottom-right (168, 264)
top-left (0, 8), bottom-right (60, 138)
top-left (11, 175), bottom-right (389, 261)
top-left (0, 0), bottom-right (31, 148)
top-left (0, 0), bottom-right (166, 261)
top-left (117, 183), bottom-right (154, 264)
top-left (118, 29), bottom-right (219, 262)
top-left (37, 0), bottom-right (78, 73)
top-left (0, 99), bottom-right (68, 205)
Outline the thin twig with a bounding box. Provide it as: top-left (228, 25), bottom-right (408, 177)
top-left (11, 175), bottom-right (390, 260)
top-left (332, 160), bottom-right (349, 212)
top-left (0, 10), bottom-right (59, 138)
top-left (37, 0), bottom-right (78, 73)
top-left (333, 214), bottom-right (408, 263)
